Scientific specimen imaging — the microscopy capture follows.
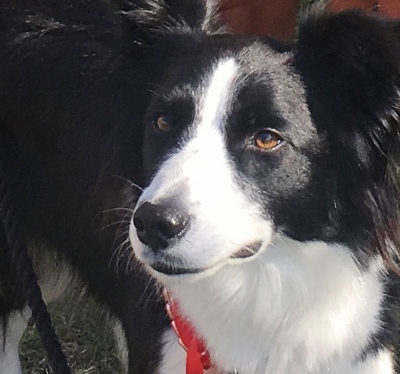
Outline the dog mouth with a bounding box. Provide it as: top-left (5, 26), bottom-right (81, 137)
top-left (147, 241), bottom-right (264, 276)
top-left (149, 262), bottom-right (205, 276)
top-left (231, 241), bottom-right (263, 259)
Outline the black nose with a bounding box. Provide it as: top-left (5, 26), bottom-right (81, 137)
top-left (133, 202), bottom-right (189, 250)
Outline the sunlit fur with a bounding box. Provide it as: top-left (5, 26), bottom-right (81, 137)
top-left (1, 0), bottom-right (400, 373)
top-left (130, 5), bottom-right (400, 374)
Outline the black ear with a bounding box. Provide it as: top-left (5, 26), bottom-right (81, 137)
top-left (120, 0), bottom-right (220, 47)
top-left (295, 11), bottom-right (400, 121)
top-left (293, 10), bottom-right (400, 189)
top-left (295, 11), bottom-right (400, 271)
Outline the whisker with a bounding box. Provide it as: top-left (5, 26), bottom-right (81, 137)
top-left (137, 276), bottom-right (158, 307)
top-left (259, 239), bottom-right (270, 253)
top-left (109, 236), bottom-right (131, 274)
top-left (102, 207), bottom-right (135, 214)
top-left (112, 175), bottom-right (144, 192)
top-left (100, 220), bottom-right (132, 230)
top-left (243, 245), bottom-right (257, 254)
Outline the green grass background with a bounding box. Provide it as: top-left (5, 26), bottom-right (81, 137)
top-left (20, 294), bottom-right (122, 373)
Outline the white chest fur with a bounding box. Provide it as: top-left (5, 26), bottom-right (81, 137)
top-left (160, 237), bottom-right (389, 374)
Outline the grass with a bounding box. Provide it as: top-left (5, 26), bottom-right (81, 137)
top-left (20, 294), bottom-right (122, 374)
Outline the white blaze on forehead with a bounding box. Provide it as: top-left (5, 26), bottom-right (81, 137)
top-left (140, 56), bottom-right (268, 267)
top-left (138, 57), bottom-right (240, 205)
top-left (198, 58), bottom-right (238, 132)
top-left (184, 57), bottom-right (239, 205)
top-left (186, 58), bottom-right (243, 223)
top-left (133, 56), bottom-right (271, 269)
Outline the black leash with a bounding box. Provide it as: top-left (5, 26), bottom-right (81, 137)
top-left (0, 132), bottom-right (71, 374)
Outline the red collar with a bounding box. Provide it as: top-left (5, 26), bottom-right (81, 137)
top-left (164, 289), bottom-right (212, 374)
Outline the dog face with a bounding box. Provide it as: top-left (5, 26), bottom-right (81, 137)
top-left (124, 9), bottom-right (400, 373)
top-left (130, 40), bottom-right (336, 276)
top-left (129, 11), bottom-right (400, 278)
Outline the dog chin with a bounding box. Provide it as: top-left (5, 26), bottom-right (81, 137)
top-left (137, 241), bottom-right (267, 283)
top-left (145, 260), bottom-right (226, 282)
top-left (130, 220), bottom-right (269, 280)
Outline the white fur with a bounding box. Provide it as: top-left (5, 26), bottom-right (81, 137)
top-left (159, 329), bottom-right (221, 374)
top-left (158, 328), bottom-right (186, 374)
top-left (38, 264), bottom-right (76, 304)
top-left (131, 57), bottom-right (391, 374)
top-left (159, 237), bottom-right (387, 374)
top-left (113, 320), bottom-right (129, 373)
top-left (329, 349), bottom-right (394, 374)
top-left (30, 245), bottom-right (79, 304)
top-left (199, 58), bottom-right (236, 131)
top-left (131, 58), bottom-right (272, 273)
top-left (0, 307), bottom-right (31, 374)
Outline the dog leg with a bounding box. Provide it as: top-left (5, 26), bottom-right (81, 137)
top-left (0, 307), bottom-right (31, 374)
top-left (158, 328), bottom-right (186, 374)
top-left (113, 320), bottom-right (129, 374)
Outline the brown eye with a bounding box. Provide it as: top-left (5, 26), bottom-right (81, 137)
top-left (155, 115), bottom-right (172, 132)
top-left (253, 130), bottom-right (283, 150)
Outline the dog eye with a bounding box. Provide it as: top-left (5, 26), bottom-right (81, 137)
top-left (253, 130), bottom-right (284, 150)
top-left (155, 115), bottom-right (172, 132)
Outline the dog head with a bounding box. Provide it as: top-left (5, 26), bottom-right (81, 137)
top-left (128, 6), bottom-right (400, 279)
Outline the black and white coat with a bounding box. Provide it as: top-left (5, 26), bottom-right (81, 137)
top-left (1, 0), bottom-right (400, 373)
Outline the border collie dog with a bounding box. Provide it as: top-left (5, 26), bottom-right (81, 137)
top-left (1, 0), bottom-right (400, 373)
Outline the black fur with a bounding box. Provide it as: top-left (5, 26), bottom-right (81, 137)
top-left (1, 0), bottom-right (400, 372)
top-left (295, 11), bottom-right (400, 263)
top-left (0, 0), bottom-right (167, 371)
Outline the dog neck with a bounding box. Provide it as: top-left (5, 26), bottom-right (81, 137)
top-left (162, 236), bottom-right (387, 374)
top-left (164, 289), bottom-right (213, 374)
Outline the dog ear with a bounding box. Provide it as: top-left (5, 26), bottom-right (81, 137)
top-left (294, 11), bottom-right (400, 184)
top-left (295, 11), bottom-right (400, 121)
top-left (295, 11), bottom-right (400, 272)
top-left (294, 11), bottom-right (400, 179)
top-left (120, 0), bottom-right (221, 47)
